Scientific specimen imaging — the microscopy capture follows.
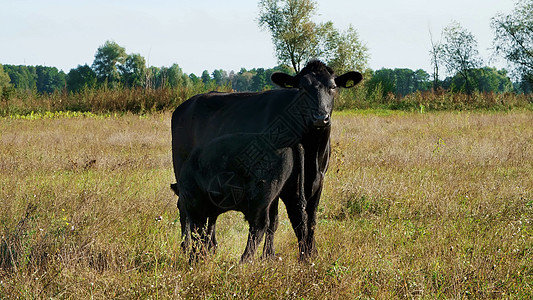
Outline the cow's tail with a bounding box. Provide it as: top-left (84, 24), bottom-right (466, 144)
top-left (171, 182), bottom-right (192, 251)
top-left (170, 183), bottom-right (179, 196)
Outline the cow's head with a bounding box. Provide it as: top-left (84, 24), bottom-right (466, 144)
top-left (271, 60), bottom-right (362, 128)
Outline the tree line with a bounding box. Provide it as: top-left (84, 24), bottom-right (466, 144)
top-left (1, 0), bottom-right (532, 103)
top-left (0, 60), bottom-right (518, 100)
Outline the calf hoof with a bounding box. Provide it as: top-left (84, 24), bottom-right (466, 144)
top-left (239, 253), bottom-right (255, 264)
top-left (208, 242), bottom-right (218, 254)
top-left (261, 252), bottom-right (282, 261)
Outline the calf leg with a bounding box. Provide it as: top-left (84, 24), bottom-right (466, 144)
top-left (240, 209), bottom-right (269, 263)
top-left (189, 216), bottom-right (209, 262)
top-left (207, 215), bottom-right (219, 253)
top-left (261, 197), bottom-right (279, 259)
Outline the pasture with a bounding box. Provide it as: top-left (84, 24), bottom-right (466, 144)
top-left (1, 110), bottom-right (531, 298)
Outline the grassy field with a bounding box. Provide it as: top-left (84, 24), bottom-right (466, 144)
top-left (0, 110), bottom-right (531, 298)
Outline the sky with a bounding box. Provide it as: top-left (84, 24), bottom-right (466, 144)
top-left (0, 0), bottom-right (518, 76)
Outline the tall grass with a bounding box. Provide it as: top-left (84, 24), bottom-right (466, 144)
top-left (0, 84), bottom-right (231, 116)
top-left (1, 111), bottom-right (531, 298)
top-left (335, 87), bottom-right (533, 111)
top-left (1, 85), bottom-right (532, 117)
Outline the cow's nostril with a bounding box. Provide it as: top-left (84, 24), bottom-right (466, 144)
top-left (313, 114), bottom-right (331, 127)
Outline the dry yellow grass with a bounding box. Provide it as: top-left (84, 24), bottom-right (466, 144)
top-left (0, 110), bottom-right (531, 298)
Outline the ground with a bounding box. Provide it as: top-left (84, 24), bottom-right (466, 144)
top-left (1, 110), bottom-right (531, 298)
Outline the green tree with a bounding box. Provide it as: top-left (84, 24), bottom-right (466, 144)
top-left (491, 0), bottom-right (533, 91)
top-left (271, 64), bottom-right (294, 75)
top-left (189, 73), bottom-right (200, 84)
top-left (212, 69), bottom-right (228, 86)
top-left (258, 0), bottom-right (320, 72)
top-left (476, 68), bottom-right (514, 93)
top-left (251, 68), bottom-right (268, 91)
top-left (258, 0), bottom-right (368, 73)
top-left (67, 64), bottom-right (97, 92)
top-left (3, 65), bottom-right (37, 91)
top-left (366, 69), bottom-right (395, 99)
top-left (168, 64), bottom-right (190, 88)
top-left (439, 21), bottom-right (483, 94)
top-left (146, 64), bottom-right (191, 89)
top-left (322, 24), bottom-right (369, 73)
top-left (0, 64), bottom-right (11, 96)
top-left (445, 67), bottom-right (513, 93)
top-left (35, 66), bottom-right (66, 93)
top-left (414, 69), bottom-right (432, 92)
top-left (120, 53), bottom-right (146, 88)
top-left (366, 68), bottom-right (432, 99)
top-left (394, 68), bottom-right (414, 96)
top-left (92, 40), bottom-right (127, 87)
top-left (201, 70), bottom-right (212, 85)
top-left (231, 68), bottom-right (254, 91)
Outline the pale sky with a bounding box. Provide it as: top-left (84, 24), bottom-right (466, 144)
top-left (0, 0), bottom-right (517, 76)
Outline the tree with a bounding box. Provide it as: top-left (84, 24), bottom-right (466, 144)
top-left (414, 69), bottom-right (432, 92)
top-left (366, 69), bottom-right (395, 99)
top-left (92, 40), bottom-right (127, 87)
top-left (323, 25), bottom-right (369, 73)
top-left (0, 64), bottom-right (12, 96)
top-left (366, 68), bottom-right (432, 98)
top-left (35, 66), bottom-right (66, 94)
top-left (2, 65), bottom-right (67, 93)
top-left (3, 65), bottom-right (36, 91)
top-left (476, 68), bottom-right (514, 93)
top-left (212, 69), bottom-right (228, 86)
top-left (439, 21), bottom-right (483, 94)
top-left (491, 0), bottom-right (533, 90)
top-left (258, 0), bottom-right (320, 72)
top-left (251, 68), bottom-right (268, 91)
top-left (120, 53), bottom-right (146, 88)
top-left (167, 64), bottom-right (190, 88)
top-left (429, 29), bottom-right (442, 91)
top-left (444, 67), bottom-right (513, 93)
top-left (201, 70), bottom-right (212, 85)
top-left (258, 0), bottom-right (368, 74)
top-left (189, 73), bottom-right (200, 84)
top-left (231, 69), bottom-right (254, 91)
top-left (67, 64), bottom-right (97, 92)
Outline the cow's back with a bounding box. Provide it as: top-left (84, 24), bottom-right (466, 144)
top-left (171, 89), bottom-right (298, 182)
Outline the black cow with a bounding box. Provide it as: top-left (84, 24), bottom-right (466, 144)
top-left (171, 60), bottom-right (362, 260)
top-left (177, 134), bottom-right (305, 262)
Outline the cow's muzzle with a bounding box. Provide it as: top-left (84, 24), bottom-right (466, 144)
top-left (313, 113), bottom-right (331, 128)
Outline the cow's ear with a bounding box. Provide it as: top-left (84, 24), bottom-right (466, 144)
top-left (335, 71), bottom-right (363, 88)
top-left (271, 72), bottom-right (298, 88)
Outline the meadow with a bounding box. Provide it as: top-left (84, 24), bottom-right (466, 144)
top-left (0, 109), bottom-right (531, 298)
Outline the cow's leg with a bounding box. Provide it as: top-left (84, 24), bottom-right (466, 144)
top-left (280, 192), bottom-right (308, 261)
top-left (207, 215), bottom-right (219, 253)
top-left (261, 197), bottom-right (279, 259)
top-left (240, 209), bottom-right (268, 263)
top-left (303, 186), bottom-right (322, 259)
